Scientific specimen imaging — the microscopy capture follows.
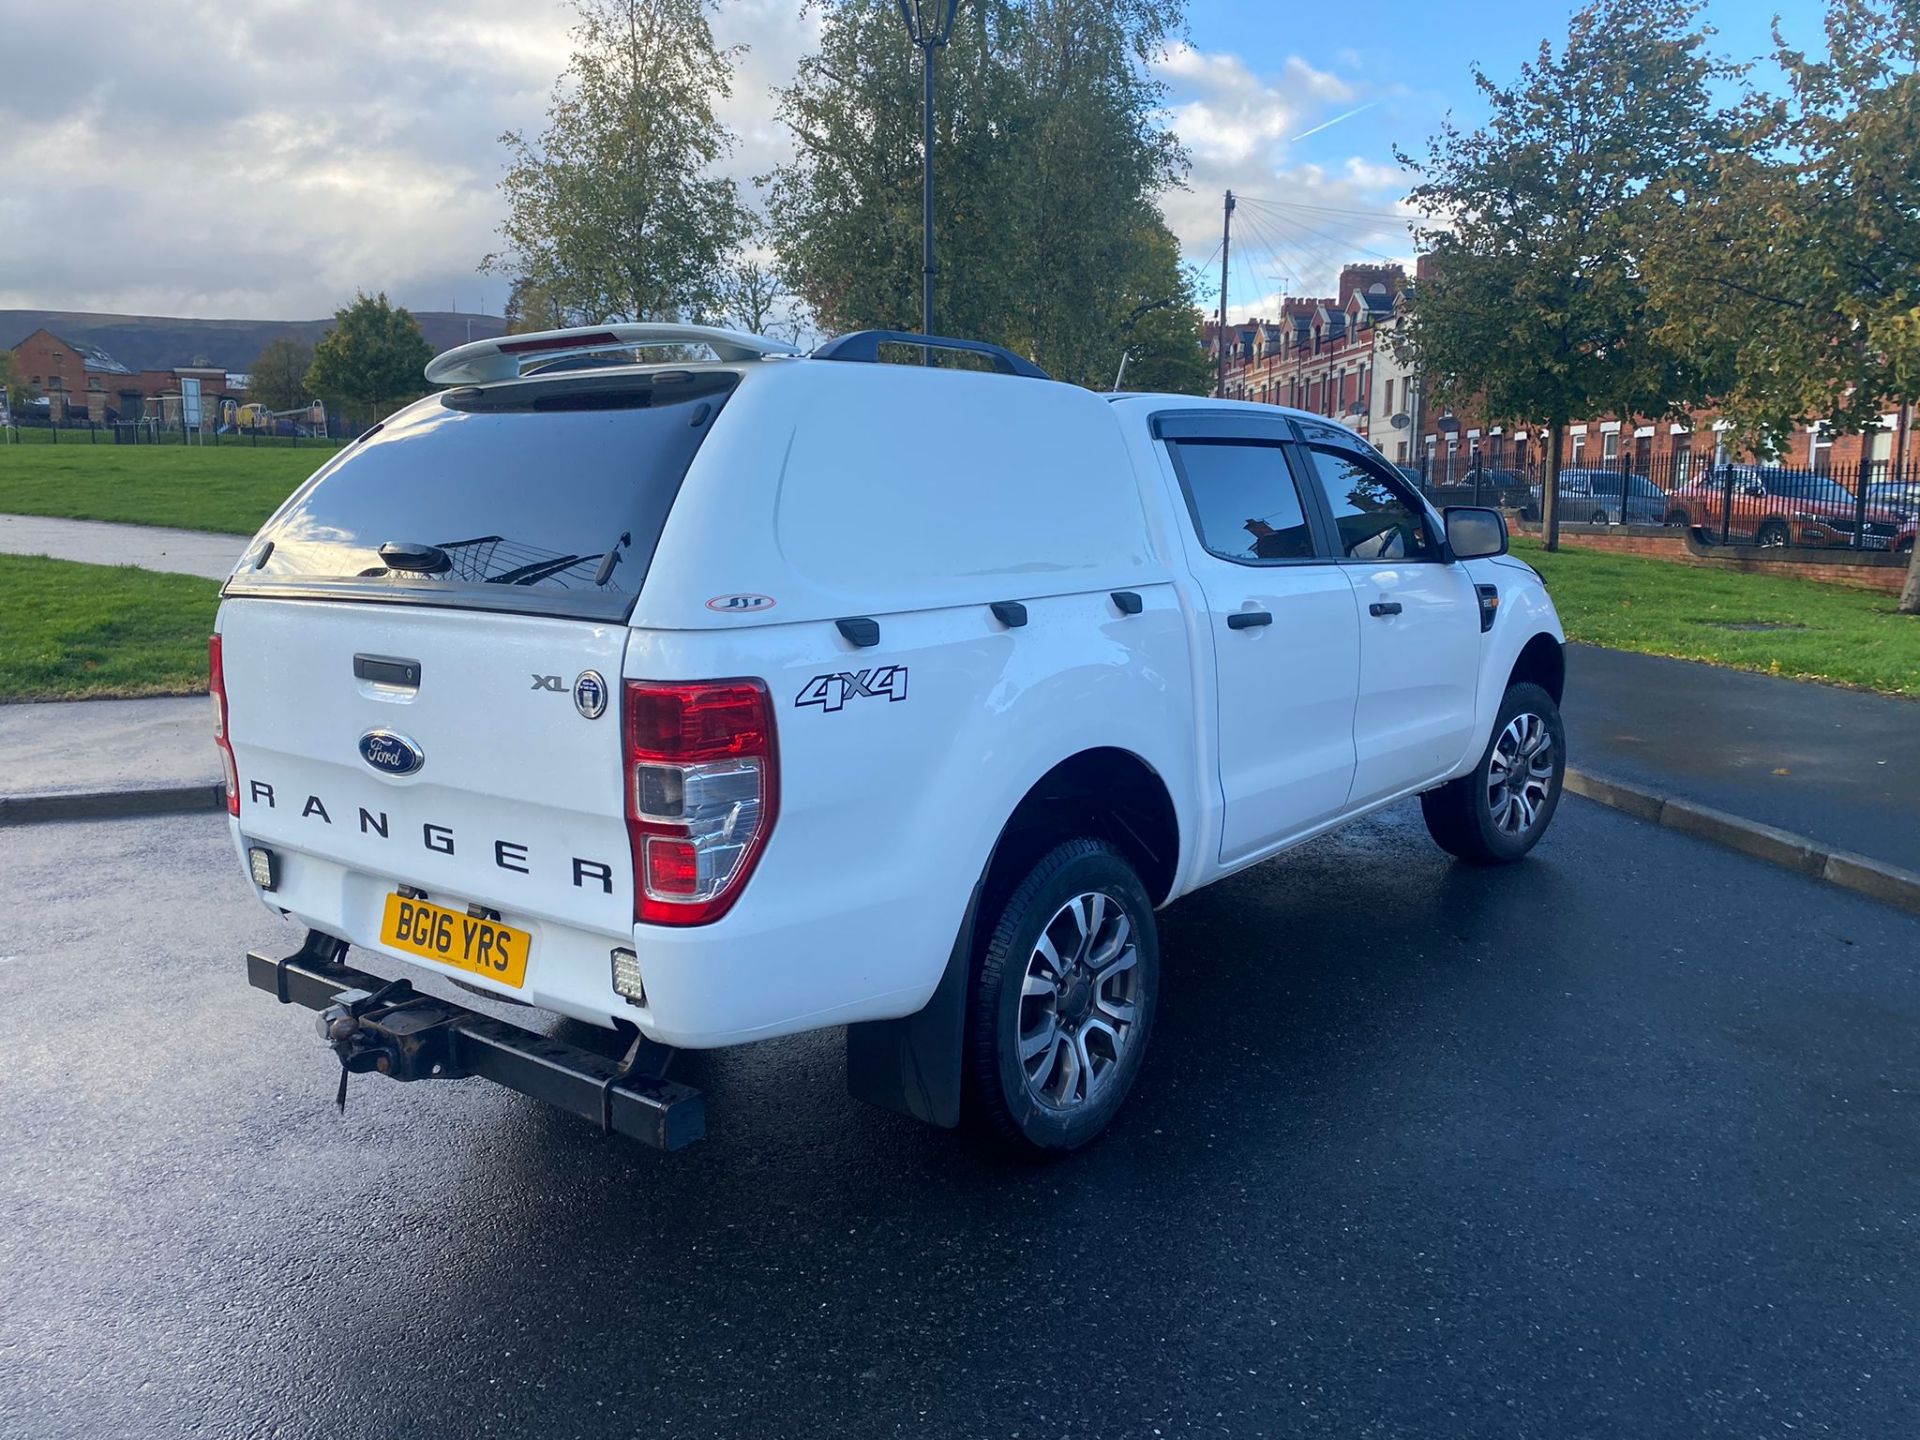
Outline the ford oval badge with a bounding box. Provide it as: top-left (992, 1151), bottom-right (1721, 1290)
top-left (358, 729), bottom-right (424, 776)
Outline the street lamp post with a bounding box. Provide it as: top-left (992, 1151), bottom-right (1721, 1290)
top-left (896, 0), bottom-right (960, 349)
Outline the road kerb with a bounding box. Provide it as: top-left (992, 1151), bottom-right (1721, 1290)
top-left (1565, 765), bottom-right (1920, 916)
top-left (0, 782), bottom-right (227, 826)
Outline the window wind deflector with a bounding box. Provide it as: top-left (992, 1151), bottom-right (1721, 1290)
top-left (378, 542), bottom-right (452, 574)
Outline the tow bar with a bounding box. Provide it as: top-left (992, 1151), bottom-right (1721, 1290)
top-left (248, 930), bottom-right (704, 1150)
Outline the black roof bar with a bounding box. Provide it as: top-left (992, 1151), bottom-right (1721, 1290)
top-left (811, 330), bottom-right (1050, 380)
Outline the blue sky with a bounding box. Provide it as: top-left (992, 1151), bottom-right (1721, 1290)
top-left (0, 0), bottom-right (1840, 321)
top-left (1173, 0), bottom-right (1835, 319)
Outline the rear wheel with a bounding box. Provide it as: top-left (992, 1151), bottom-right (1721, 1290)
top-left (1421, 682), bottom-right (1566, 864)
top-left (966, 839), bottom-right (1158, 1152)
top-left (1757, 520), bottom-right (1791, 548)
top-left (1664, 509), bottom-right (1688, 528)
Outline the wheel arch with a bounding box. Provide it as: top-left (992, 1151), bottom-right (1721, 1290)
top-left (1507, 630), bottom-right (1565, 706)
top-left (844, 746), bottom-right (1179, 1131)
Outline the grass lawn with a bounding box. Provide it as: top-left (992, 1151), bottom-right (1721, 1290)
top-left (0, 554), bottom-right (219, 701)
top-left (0, 438), bottom-right (328, 534)
top-left (1515, 537), bottom-right (1920, 697)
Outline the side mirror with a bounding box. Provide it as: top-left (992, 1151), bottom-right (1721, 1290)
top-left (1445, 506), bottom-right (1508, 559)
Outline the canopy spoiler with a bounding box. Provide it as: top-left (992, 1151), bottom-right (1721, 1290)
top-left (423, 323), bottom-right (801, 386)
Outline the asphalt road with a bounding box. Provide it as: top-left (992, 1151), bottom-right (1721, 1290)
top-left (2, 799), bottom-right (1916, 1440)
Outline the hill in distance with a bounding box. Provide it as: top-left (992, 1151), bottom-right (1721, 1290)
top-left (0, 308), bottom-right (508, 374)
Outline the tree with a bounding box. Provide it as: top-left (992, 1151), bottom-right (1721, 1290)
top-left (503, 277), bottom-right (569, 335)
top-left (483, 0), bottom-right (753, 325)
top-left (1111, 221), bottom-right (1211, 395)
top-left (765, 0), bottom-right (1193, 390)
top-left (1396, 0), bottom-right (1739, 548)
top-left (0, 349), bottom-right (36, 414)
top-left (716, 255), bottom-right (806, 343)
top-left (247, 337), bottom-right (314, 412)
top-left (305, 292), bottom-right (434, 420)
top-left (1646, 0), bottom-right (1920, 611)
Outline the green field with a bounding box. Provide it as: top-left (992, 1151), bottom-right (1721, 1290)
top-left (0, 437), bottom-right (326, 534)
top-left (1516, 537), bottom-right (1920, 697)
top-left (0, 553), bottom-right (220, 700)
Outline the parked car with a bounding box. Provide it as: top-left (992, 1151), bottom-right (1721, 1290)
top-left (1864, 481), bottom-right (1920, 523)
top-left (1664, 464), bottom-right (1908, 548)
top-left (1523, 468), bottom-right (1651, 524)
top-left (216, 322), bottom-right (1567, 1155)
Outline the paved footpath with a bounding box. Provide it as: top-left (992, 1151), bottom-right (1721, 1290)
top-left (1562, 643), bottom-right (1920, 874)
top-left (0, 696), bottom-right (219, 807)
top-left (0, 512), bottom-right (242, 581)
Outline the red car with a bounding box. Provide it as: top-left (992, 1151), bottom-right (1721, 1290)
top-left (1665, 464), bottom-right (1908, 549)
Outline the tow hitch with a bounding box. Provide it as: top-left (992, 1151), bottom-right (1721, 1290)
top-left (249, 930), bottom-right (704, 1150)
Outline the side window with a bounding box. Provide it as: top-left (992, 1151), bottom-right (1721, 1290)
top-left (1169, 439), bottom-right (1318, 563)
top-left (1301, 444), bottom-right (1440, 561)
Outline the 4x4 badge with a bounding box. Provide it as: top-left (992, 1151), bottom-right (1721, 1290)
top-left (573, 670), bottom-right (608, 720)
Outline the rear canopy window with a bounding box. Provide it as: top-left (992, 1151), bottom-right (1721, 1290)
top-left (226, 370), bottom-right (737, 621)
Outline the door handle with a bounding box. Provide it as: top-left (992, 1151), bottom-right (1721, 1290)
top-left (1368, 601), bottom-right (1403, 617)
top-left (1227, 610), bottom-right (1273, 629)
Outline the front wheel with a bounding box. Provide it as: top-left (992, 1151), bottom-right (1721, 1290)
top-left (1421, 682), bottom-right (1566, 864)
top-left (966, 839), bottom-right (1159, 1152)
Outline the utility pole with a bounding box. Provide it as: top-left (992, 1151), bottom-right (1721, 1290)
top-left (1215, 190), bottom-right (1234, 398)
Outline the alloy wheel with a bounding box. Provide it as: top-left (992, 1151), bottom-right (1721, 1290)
top-left (1486, 712), bottom-right (1555, 836)
top-left (1017, 891), bottom-right (1140, 1111)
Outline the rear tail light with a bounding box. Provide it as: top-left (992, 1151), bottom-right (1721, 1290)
top-left (623, 680), bottom-right (778, 926)
top-left (209, 634), bottom-right (239, 815)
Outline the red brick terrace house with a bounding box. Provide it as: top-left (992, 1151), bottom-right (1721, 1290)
top-left (1206, 265), bottom-right (1469, 460)
top-left (8, 327), bottom-right (237, 424)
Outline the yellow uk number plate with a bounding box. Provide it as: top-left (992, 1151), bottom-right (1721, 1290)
top-left (380, 893), bottom-right (530, 988)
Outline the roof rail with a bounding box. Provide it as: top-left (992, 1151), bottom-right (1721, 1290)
top-left (424, 323), bottom-right (801, 386)
top-left (810, 330), bottom-right (1050, 380)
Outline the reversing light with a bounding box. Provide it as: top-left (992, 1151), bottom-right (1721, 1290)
top-left (610, 948), bottom-right (645, 1006)
top-left (248, 846), bottom-right (279, 891)
top-left (623, 679), bottom-right (778, 926)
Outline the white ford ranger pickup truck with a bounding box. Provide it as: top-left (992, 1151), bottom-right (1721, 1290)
top-left (222, 323), bottom-right (1566, 1153)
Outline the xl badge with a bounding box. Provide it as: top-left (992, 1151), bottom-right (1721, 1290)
top-left (573, 670), bottom-right (608, 720)
top-left (359, 730), bottom-right (425, 776)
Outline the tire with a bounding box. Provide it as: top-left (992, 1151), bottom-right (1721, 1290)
top-left (1420, 682), bottom-right (1566, 865)
top-left (1756, 520), bottom-right (1790, 549)
top-left (1592, 509), bottom-right (1612, 526)
top-left (1664, 509), bottom-right (1688, 528)
top-left (966, 838), bottom-right (1159, 1152)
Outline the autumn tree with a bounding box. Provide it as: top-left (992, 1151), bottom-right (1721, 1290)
top-left (305, 293), bottom-right (434, 420)
top-left (1647, 0), bottom-right (1920, 610)
top-left (246, 337), bottom-right (314, 412)
top-left (503, 277), bottom-right (569, 335)
top-left (0, 349), bottom-right (36, 414)
top-left (483, 0), bottom-right (752, 325)
top-left (1396, 0), bottom-right (1739, 547)
top-left (766, 0), bottom-right (1195, 390)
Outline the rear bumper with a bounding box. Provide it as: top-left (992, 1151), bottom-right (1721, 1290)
top-left (246, 938), bottom-right (705, 1150)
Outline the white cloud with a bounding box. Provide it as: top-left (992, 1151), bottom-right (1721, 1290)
top-left (0, 0), bottom-right (817, 320)
top-left (0, 10), bottom-right (1411, 330)
top-left (1152, 44), bottom-right (1419, 321)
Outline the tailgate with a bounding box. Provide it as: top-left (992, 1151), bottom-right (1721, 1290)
top-left (220, 597), bottom-right (633, 938)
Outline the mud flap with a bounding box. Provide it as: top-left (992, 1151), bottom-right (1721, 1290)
top-left (844, 877), bottom-right (982, 1129)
